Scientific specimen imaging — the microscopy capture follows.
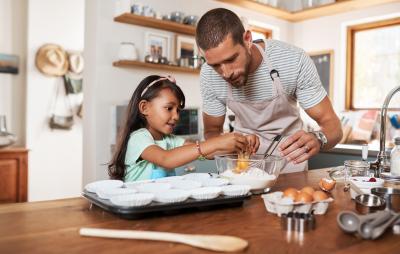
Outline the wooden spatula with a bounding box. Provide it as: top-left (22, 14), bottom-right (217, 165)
top-left (80, 228), bottom-right (248, 252)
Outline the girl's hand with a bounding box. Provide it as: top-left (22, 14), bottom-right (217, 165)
top-left (245, 134), bottom-right (260, 154)
top-left (214, 132), bottom-right (248, 153)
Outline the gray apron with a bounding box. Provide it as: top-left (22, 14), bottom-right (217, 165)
top-left (226, 41), bottom-right (307, 173)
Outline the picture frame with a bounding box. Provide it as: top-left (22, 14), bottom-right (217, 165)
top-left (308, 50), bottom-right (334, 101)
top-left (144, 31), bottom-right (172, 61)
top-left (0, 53), bottom-right (19, 74)
top-left (176, 35), bottom-right (198, 59)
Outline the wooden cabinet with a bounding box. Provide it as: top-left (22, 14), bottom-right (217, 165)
top-left (0, 148), bottom-right (28, 203)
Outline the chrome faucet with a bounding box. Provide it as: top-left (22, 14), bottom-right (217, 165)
top-left (370, 85), bottom-right (400, 177)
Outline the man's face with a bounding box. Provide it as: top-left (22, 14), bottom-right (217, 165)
top-left (201, 33), bottom-right (252, 88)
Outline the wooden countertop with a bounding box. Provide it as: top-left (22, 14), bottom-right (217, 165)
top-left (1, 169), bottom-right (399, 254)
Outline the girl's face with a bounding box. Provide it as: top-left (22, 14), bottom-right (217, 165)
top-left (140, 88), bottom-right (181, 140)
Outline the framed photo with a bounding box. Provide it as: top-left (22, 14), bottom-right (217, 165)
top-left (0, 53), bottom-right (19, 74)
top-left (308, 50), bottom-right (334, 101)
top-left (144, 32), bottom-right (171, 60)
top-left (176, 35), bottom-right (198, 59)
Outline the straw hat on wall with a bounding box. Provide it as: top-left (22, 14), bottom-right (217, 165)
top-left (35, 44), bottom-right (69, 77)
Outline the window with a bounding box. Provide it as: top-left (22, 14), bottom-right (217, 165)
top-left (346, 18), bottom-right (400, 110)
top-left (249, 25), bottom-right (272, 40)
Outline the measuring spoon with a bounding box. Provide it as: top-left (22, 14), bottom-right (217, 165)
top-left (371, 213), bottom-right (400, 240)
top-left (358, 210), bottom-right (393, 239)
top-left (337, 210), bottom-right (386, 233)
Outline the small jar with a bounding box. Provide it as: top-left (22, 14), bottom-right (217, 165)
top-left (344, 160), bottom-right (370, 178)
top-left (390, 137), bottom-right (400, 176)
top-left (118, 42), bottom-right (138, 61)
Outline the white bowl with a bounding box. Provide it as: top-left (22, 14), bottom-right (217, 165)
top-left (349, 177), bottom-right (384, 199)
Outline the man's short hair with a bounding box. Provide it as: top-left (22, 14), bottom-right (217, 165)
top-left (196, 8), bottom-right (245, 51)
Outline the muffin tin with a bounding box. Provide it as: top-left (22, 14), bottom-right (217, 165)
top-left (83, 176), bottom-right (251, 219)
top-left (261, 191), bottom-right (334, 216)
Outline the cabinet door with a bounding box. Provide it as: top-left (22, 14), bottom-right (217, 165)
top-left (0, 159), bottom-right (18, 203)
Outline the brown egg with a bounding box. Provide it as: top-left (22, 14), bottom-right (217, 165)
top-left (283, 188), bottom-right (299, 201)
top-left (300, 186), bottom-right (315, 196)
top-left (319, 177), bottom-right (336, 192)
top-left (313, 190), bottom-right (329, 201)
top-left (295, 192), bottom-right (313, 203)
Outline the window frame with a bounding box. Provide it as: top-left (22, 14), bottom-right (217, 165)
top-left (346, 17), bottom-right (400, 110)
top-left (249, 25), bottom-right (272, 40)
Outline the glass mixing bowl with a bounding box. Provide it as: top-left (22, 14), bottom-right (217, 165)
top-left (214, 154), bottom-right (286, 193)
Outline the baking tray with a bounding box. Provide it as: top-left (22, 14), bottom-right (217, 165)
top-left (82, 190), bottom-right (251, 219)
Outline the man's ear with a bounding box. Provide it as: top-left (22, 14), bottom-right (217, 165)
top-left (243, 30), bottom-right (253, 50)
top-left (138, 100), bottom-right (149, 116)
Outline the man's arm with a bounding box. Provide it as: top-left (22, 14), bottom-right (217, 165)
top-left (305, 96), bottom-right (342, 150)
top-left (203, 112), bottom-right (225, 139)
top-left (279, 97), bottom-right (343, 163)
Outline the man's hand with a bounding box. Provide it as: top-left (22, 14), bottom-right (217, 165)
top-left (245, 134), bottom-right (260, 154)
top-left (278, 130), bottom-right (321, 164)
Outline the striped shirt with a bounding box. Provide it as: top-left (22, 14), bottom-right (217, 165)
top-left (200, 39), bottom-right (327, 117)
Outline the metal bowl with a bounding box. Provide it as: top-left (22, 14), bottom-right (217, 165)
top-left (354, 194), bottom-right (386, 214)
top-left (371, 187), bottom-right (400, 212)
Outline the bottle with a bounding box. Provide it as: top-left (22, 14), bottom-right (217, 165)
top-left (390, 137), bottom-right (400, 176)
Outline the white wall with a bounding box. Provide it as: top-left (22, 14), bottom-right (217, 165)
top-left (26, 0), bottom-right (84, 201)
top-left (292, 2), bottom-right (400, 112)
top-left (0, 0), bottom-right (27, 146)
top-left (83, 0), bottom-right (292, 184)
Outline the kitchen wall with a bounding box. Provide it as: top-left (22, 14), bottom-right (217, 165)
top-left (83, 0), bottom-right (293, 184)
top-left (25, 0), bottom-right (85, 201)
top-left (0, 0), bottom-right (27, 146)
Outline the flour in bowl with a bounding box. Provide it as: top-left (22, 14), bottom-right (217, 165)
top-left (221, 167), bottom-right (277, 190)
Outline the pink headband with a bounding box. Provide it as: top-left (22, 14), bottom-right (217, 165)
top-left (141, 75), bottom-right (176, 97)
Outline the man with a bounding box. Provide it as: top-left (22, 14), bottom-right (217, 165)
top-left (196, 8), bottom-right (342, 173)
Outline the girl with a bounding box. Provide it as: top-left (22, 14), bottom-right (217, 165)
top-left (108, 75), bottom-right (258, 181)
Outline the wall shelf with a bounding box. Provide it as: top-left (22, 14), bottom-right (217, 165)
top-left (113, 60), bottom-right (200, 74)
top-left (217, 0), bottom-right (399, 22)
top-left (114, 13), bottom-right (196, 35)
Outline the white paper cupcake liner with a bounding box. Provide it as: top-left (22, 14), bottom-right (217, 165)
top-left (96, 187), bottom-right (137, 199)
top-left (201, 178), bottom-right (229, 187)
top-left (221, 185), bottom-right (251, 197)
top-left (154, 176), bottom-right (184, 183)
top-left (110, 193), bottom-right (155, 207)
top-left (154, 189), bottom-right (190, 203)
top-left (183, 173), bottom-right (211, 182)
top-left (85, 180), bottom-right (124, 193)
top-left (190, 187), bottom-right (222, 200)
top-left (124, 179), bottom-right (154, 189)
top-left (136, 183), bottom-right (171, 193)
top-left (170, 180), bottom-right (202, 190)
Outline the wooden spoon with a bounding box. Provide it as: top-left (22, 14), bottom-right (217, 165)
top-left (80, 228), bottom-right (248, 252)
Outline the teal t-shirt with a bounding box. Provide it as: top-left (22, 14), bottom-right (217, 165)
top-left (124, 128), bottom-right (185, 182)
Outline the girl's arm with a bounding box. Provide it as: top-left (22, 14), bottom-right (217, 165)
top-left (140, 133), bottom-right (247, 170)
